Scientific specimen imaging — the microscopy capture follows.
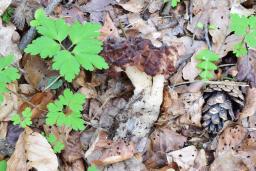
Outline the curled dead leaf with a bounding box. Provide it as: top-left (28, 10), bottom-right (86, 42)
top-left (7, 127), bottom-right (58, 171)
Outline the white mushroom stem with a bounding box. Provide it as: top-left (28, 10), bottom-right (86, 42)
top-left (114, 66), bottom-right (165, 139)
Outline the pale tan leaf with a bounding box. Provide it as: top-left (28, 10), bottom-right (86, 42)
top-left (0, 83), bottom-right (21, 121)
top-left (119, 0), bottom-right (146, 13)
top-left (240, 88), bottom-right (256, 119)
top-left (99, 13), bottom-right (119, 41)
top-left (7, 127), bottom-right (58, 171)
top-left (166, 146), bottom-right (205, 171)
top-left (0, 23), bottom-right (21, 62)
top-left (0, 0), bottom-right (11, 15)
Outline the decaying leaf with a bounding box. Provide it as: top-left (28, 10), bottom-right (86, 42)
top-left (0, 83), bottom-right (21, 121)
top-left (62, 132), bottom-right (83, 163)
top-left (145, 127), bottom-right (187, 168)
top-left (103, 156), bottom-right (147, 171)
top-left (237, 49), bottom-right (256, 87)
top-left (85, 131), bottom-right (136, 166)
top-left (0, 22), bottom-right (21, 62)
top-left (211, 125), bottom-right (256, 170)
top-left (99, 13), bottom-right (119, 41)
top-left (240, 88), bottom-right (256, 119)
top-left (216, 125), bottom-right (247, 154)
top-left (22, 55), bottom-right (55, 90)
top-left (81, 0), bottom-right (116, 22)
top-left (7, 127), bottom-right (58, 171)
top-left (119, 0), bottom-right (146, 13)
top-left (18, 91), bottom-right (53, 119)
top-left (182, 55), bottom-right (201, 81)
top-left (60, 6), bottom-right (85, 24)
top-left (166, 145), bottom-right (207, 171)
top-left (181, 92), bottom-right (204, 126)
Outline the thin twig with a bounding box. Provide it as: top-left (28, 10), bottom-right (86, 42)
top-left (218, 63), bottom-right (236, 68)
top-left (43, 75), bottom-right (61, 92)
top-left (171, 80), bottom-right (249, 88)
top-left (8, 89), bottom-right (48, 113)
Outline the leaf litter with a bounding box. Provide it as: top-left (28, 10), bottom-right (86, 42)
top-left (0, 0), bottom-right (256, 171)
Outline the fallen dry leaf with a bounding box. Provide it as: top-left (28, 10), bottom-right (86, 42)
top-left (18, 91), bottom-right (53, 119)
top-left (81, 0), bottom-right (116, 22)
top-left (62, 132), bottom-right (83, 163)
top-left (19, 84), bottom-right (35, 95)
top-left (145, 127), bottom-right (187, 168)
top-left (210, 150), bottom-right (248, 171)
top-left (60, 6), bottom-right (85, 24)
top-left (103, 156), bottom-right (147, 171)
top-left (167, 145), bottom-right (207, 171)
top-left (99, 13), bottom-right (119, 41)
top-left (0, 22), bottom-right (21, 62)
top-left (216, 125), bottom-right (247, 155)
top-left (239, 88), bottom-right (256, 119)
top-left (119, 0), bottom-right (146, 13)
top-left (22, 55), bottom-right (55, 90)
top-left (182, 55), bottom-right (201, 81)
top-left (85, 131), bottom-right (136, 166)
top-left (7, 127), bottom-right (58, 171)
top-left (60, 159), bottom-right (85, 171)
top-left (211, 125), bottom-right (256, 170)
top-left (237, 49), bottom-right (256, 87)
top-left (178, 92), bottom-right (204, 127)
top-left (0, 83), bottom-right (21, 121)
top-left (6, 124), bottom-right (23, 146)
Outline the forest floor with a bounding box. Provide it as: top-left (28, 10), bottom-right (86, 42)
top-left (1, 0), bottom-right (256, 171)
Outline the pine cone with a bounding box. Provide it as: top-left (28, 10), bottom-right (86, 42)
top-left (202, 81), bottom-right (244, 134)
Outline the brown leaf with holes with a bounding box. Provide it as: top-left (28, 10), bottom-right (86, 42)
top-left (60, 6), bottom-right (85, 24)
top-left (144, 127), bottom-right (187, 169)
top-left (99, 13), bottom-right (119, 41)
top-left (216, 125), bottom-right (247, 154)
top-left (211, 126), bottom-right (256, 171)
top-left (166, 146), bottom-right (207, 170)
top-left (85, 131), bottom-right (136, 166)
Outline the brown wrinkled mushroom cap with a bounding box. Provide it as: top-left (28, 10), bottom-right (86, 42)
top-left (101, 37), bottom-right (176, 76)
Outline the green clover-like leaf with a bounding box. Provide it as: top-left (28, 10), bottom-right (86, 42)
top-left (46, 89), bottom-right (86, 131)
